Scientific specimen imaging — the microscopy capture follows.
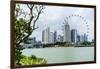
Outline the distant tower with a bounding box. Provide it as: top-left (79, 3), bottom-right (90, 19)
top-left (42, 27), bottom-right (50, 43)
top-left (63, 21), bottom-right (71, 42)
top-left (42, 30), bottom-right (44, 42)
top-left (58, 35), bottom-right (63, 42)
top-left (71, 29), bottom-right (77, 43)
top-left (83, 34), bottom-right (88, 41)
top-left (49, 32), bottom-right (54, 43)
top-left (80, 35), bottom-right (84, 42)
top-left (77, 35), bottom-right (80, 42)
top-left (80, 34), bottom-right (88, 42)
top-left (32, 37), bottom-right (36, 43)
top-left (54, 31), bottom-right (57, 43)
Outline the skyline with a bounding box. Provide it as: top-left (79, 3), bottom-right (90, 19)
top-left (17, 4), bottom-right (94, 41)
top-left (31, 24), bottom-right (88, 43)
top-left (30, 5), bottom-right (94, 41)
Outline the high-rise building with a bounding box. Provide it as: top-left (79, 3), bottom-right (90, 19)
top-left (83, 34), bottom-right (88, 41)
top-left (54, 31), bottom-right (57, 43)
top-left (57, 35), bottom-right (63, 42)
top-left (80, 34), bottom-right (88, 42)
top-left (63, 22), bottom-right (71, 42)
top-left (49, 32), bottom-right (54, 43)
top-left (42, 30), bottom-right (44, 42)
top-left (80, 35), bottom-right (84, 42)
top-left (71, 29), bottom-right (77, 43)
top-left (32, 37), bottom-right (36, 44)
top-left (77, 35), bottom-right (80, 42)
top-left (42, 27), bottom-right (50, 43)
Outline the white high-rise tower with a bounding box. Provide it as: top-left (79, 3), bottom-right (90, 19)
top-left (63, 21), bottom-right (71, 42)
top-left (42, 27), bottom-right (50, 43)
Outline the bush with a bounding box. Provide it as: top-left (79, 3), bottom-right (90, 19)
top-left (19, 55), bottom-right (47, 65)
top-left (80, 41), bottom-right (91, 45)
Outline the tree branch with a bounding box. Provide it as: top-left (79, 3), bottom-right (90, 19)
top-left (33, 5), bottom-right (44, 29)
top-left (16, 29), bottom-right (33, 47)
top-left (16, 5), bottom-right (44, 47)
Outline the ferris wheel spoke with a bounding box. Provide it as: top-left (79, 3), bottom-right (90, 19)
top-left (64, 14), bottom-right (89, 37)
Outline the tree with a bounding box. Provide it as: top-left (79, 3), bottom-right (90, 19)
top-left (80, 41), bottom-right (91, 46)
top-left (14, 4), bottom-right (45, 65)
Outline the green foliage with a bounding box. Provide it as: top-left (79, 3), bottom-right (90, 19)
top-left (14, 4), bottom-right (45, 65)
top-left (80, 41), bottom-right (91, 45)
top-left (14, 18), bottom-right (32, 64)
top-left (14, 18), bottom-right (32, 45)
top-left (19, 55), bottom-right (47, 65)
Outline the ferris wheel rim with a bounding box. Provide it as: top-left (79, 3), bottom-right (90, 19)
top-left (64, 14), bottom-right (90, 35)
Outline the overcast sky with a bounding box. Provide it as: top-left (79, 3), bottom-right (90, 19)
top-left (18, 4), bottom-right (94, 41)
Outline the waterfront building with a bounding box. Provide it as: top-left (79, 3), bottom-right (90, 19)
top-left (54, 31), bottom-right (57, 43)
top-left (71, 29), bottom-right (77, 43)
top-left (49, 32), bottom-right (54, 43)
top-left (83, 34), bottom-right (88, 41)
top-left (57, 35), bottom-right (63, 42)
top-left (42, 27), bottom-right (50, 43)
top-left (31, 37), bottom-right (37, 44)
top-left (63, 22), bottom-right (71, 42)
top-left (80, 34), bottom-right (88, 42)
top-left (77, 35), bottom-right (81, 42)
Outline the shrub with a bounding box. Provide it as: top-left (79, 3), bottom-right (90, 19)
top-left (19, 55), bottom-right (47, 65)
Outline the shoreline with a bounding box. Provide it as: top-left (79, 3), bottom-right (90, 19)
top-left (25, 46), bottom-right (94, 49)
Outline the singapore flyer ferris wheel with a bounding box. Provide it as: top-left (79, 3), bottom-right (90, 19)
top-left (63, 14), bottom-right (90, 41)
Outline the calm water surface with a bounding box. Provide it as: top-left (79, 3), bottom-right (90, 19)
top-left (22, 47), bottom-right (94, 64)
